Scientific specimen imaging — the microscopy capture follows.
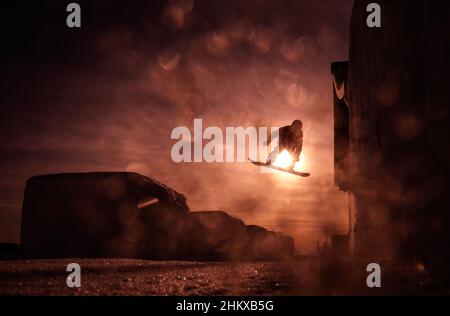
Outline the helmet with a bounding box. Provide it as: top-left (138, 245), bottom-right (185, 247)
top-left (292, 120), bottom-right (303, 128)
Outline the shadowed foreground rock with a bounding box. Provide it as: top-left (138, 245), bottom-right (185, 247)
top-left (189, 211), bottom-right (294, 260)
top-left (20, 172), bottom-right (293, 260)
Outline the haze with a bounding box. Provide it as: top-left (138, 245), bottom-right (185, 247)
top-left (0, 0), bottom-right (354, 254)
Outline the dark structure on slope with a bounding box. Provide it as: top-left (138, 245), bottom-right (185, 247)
top-left (20, 172), bottom-right (293, 260)
top-left (333, 0), bottom-right (450, 273)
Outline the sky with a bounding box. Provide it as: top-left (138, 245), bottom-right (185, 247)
top-left (0, 0), bottom-right (354, 254)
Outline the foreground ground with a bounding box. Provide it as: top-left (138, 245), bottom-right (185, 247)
top-left (0, 258), bottom-right (449, 295)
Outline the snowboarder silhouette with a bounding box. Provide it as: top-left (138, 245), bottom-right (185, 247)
top-left (265, 120), bottom-right (303, 170)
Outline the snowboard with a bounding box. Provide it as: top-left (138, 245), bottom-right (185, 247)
top-left (249, 158), bottom-right (310, 177)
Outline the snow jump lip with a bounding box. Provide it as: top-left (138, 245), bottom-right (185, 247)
top-left (248, 158), bottom-right (311, 177)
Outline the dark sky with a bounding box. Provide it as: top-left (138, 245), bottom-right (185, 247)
top-left (0, 0), bottom-right (354, 253)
